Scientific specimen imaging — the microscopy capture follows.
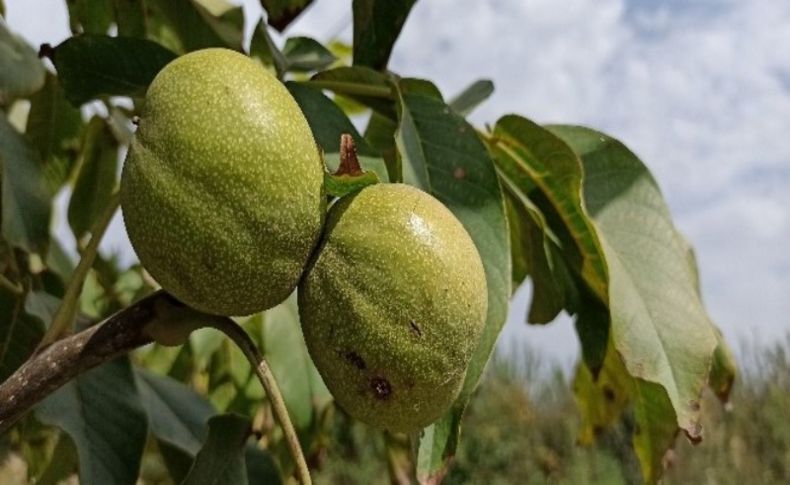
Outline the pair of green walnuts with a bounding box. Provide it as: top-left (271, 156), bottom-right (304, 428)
top-left (121, 49), bottom-right (488, 433)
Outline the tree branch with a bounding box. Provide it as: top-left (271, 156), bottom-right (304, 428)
top-left (0, 290), bottom-right (313, 484)
top-left (0, 290), bottom-right (173, 432)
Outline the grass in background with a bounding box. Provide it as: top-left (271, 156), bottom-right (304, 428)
top-left (315, 335), bottom-right (790, 484)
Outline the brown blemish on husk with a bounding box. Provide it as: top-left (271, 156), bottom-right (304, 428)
top-left (370, 377), bottom-right (392, 400)
top-left (344, 351), bottom-right (366, 370)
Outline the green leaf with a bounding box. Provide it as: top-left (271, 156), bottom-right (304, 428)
top-left (52, 35), bottom-right (177, 106)
top-left (158, 441), bottom-right (196, 484)
top-left (286, 81), bottom-right (389, 181)
top-left (249, 19), bottom-right (287, 78)
top-left (352, 0), bottom-right (417, 70)
top-left (551, 125), bottom-right (718, 479)
top-left (183, 414), bottom-right (251, 485)
top-left (244, 445), bottom-right (282, 485)
top-left (260, 0), bottom-right (314, 32)
top-left (138, 368), bottom-right (213, 481)
top-left (680, 234), bottom-right (736, 404)
top-left (332, 93), bottom-right (367, 116)
top-left (573, 290), bottom-right (610, 373)
top-left (0, 114), bottom-right (51, 254)
top-left (24, 290), bottom-right (61, 328)
top-left (572, 341), bottom-right (630, 445)
top-left (417, 415), bottom-right (461, 484)
top-left (496, 121), bottom-right (612, 358)
top-left (35, 357), bottom-right (148, 485)
top-left (0, 287), bottom-right (45, 382)
top-left (504, 190), bottom-right (529, 287)
top-left (399, 77), bottom-right (443, 100)
top-left (364, 111), bottom-right (398, 181)
top-left (501, 180), bottom-right (568, 322)
top-left (393, 90), bottom-right (510, 479)
top-left (137, 369), bottom-right (216, 456)
top-left (67, 116), bottom-right (119, 240)
top-left (631, 381), bottom-right (679, 484)
top-left (327, 40), bottom-right (352, 63)
top-left (709, 327), bottom-right (736, 403)
top-left (37, 434), bottom-right (79, 485)
top-left (111, 0), bottom-right (146, 37)
top-left (192, 0), bottom-right (245, 49)
top-left (324, 170), bottom-right (380, 198)
top-left (138, 370), bottom-right (281, 484)
top-left (146, 0), bottom-right (243, 53)
top-left (45, 237), bottom-right (75, 282)
top-left (0, 18), bottom-right (46, 101)
top-left (261, 294), bottom-right (332, 431)
top-left (449, 79), bottom-right (494, 117)
top-left (491, 115), bottom-right (608, 302)
top-left (312, 66), bottom-right (390, 89)
top-left (385, 433), bottom-right (416, 485)
top-left (25, 73), bottom-right (84, 193)
top-left (66, 0), bottom-right (114, 34)
top-left (189, 328), bottom-right (225, 372)
top-left (309, 67), bottom-right (394, 118)
top-left (286, 82), bottom-right (371, 154)
top-left (282, 36), bottom-right (336, 72)
top-left (574, 339), bottom-right (678, 485)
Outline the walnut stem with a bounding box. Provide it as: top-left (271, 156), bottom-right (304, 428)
top-left (207, 318), bottom-right (312, 485)
top-left (336, 133), bottom-right (363, 176)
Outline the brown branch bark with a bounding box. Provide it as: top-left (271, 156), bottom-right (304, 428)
top-left (0, 291), bottom-right (179, 432)
top-left (0, 290), bottom-right (313, 483)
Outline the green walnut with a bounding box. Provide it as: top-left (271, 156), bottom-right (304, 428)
top-left (299, 183), bottom-right (488, 432)
top-left (121, 48), bottom-right (324, 316)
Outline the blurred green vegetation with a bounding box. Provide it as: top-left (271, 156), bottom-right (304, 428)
top-left (0, 335), bottom-right (790, 485)
top-left (2, 333), bottom-right (786, 484)
top-left (314, 335), bottom-right (790, 484)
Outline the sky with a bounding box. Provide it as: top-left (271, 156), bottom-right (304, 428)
top-left (5, 0), bottom-right (790, 368)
